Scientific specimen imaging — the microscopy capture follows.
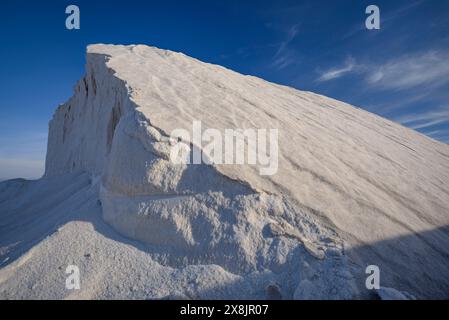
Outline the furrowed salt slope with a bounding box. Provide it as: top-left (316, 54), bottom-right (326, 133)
top-left (1, 44), bottom-right (449, 299)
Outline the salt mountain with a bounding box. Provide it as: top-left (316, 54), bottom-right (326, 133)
top-left (0, 44), bottom-right (448, 299)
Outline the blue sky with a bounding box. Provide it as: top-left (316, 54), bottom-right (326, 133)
top-left (1, 0), bottom-right (449, 180)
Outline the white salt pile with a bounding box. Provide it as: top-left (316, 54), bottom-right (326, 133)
top-left (1, 44), bottom-right (448, 299)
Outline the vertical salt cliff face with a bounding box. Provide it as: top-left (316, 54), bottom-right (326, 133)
top-left (45, 53), bottom-right (133, 177)
top-left (36, 44), bottom-right (449, 299)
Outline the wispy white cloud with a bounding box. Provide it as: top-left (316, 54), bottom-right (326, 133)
top-left (424, 130), bottom-right (445, 137)
top-left (316, 57), bottom-right (356, 82)
top-left (395, 106), bottom-right (449, 130)
top-left (375, 91), bottom-right (433, 115)
top-left (274, 24), bottom-right (299, 56)
top-left (365, 50), bottom-right (449, 91)
top-left (272, 24), bottom-right (300, 69)
top-left (272, 50), bottom-right (298, 70)
top-left (315, 50), bottom-right (449, 93)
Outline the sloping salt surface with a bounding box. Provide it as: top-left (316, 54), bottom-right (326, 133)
top-left (87, 44), bottom-right (449, 297)
top-left (90, 44), bottom-right (449, 238)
